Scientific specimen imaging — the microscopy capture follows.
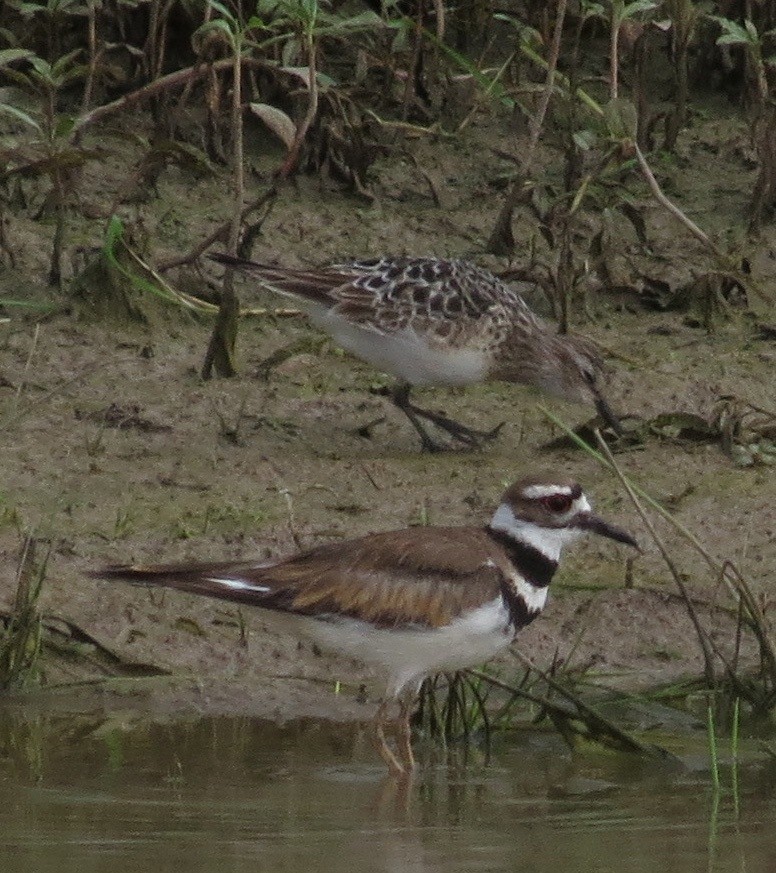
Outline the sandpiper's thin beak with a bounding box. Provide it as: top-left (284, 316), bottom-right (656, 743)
top-left (593, 389), bottom-right (623, 435)
top-left (577, 512), bottom-right (640, 550)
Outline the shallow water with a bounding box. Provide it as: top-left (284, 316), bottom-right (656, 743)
top-left (1, 710), bottom-right (774, 873)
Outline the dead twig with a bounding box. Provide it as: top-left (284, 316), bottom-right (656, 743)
top-left (634, 143), bottom-right (721, 258)
top-left (485, 0), bottom-right (569, 255)
top-left (74, 57), bottom-right (269, 136)
top-left (157, 187), bottom-right (278, 273)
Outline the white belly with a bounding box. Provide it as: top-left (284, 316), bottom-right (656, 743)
top-left (308, 308), bottom-right (490, 387)
top-left (300, 597), bottom-right (513, 698)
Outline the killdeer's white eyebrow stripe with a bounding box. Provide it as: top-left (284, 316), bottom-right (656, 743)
top-left (206, 578), bottom-right (270, 593)
top-left (522, 484), bottom-right (574, 499)
top-left (490, 503), bottom-right (586, 561)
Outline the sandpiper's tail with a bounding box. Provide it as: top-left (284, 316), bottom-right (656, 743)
top-left (209, 252), bottom-right (345, 306)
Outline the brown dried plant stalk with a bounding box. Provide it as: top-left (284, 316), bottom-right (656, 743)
top-left (485, 0), bottom-right (569, 256)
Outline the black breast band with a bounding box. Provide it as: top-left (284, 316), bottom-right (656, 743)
top-left (485, 527), bottom-right (558, 589)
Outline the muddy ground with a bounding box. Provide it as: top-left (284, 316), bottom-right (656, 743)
top-left (1, 102), bottom-right (774, 730)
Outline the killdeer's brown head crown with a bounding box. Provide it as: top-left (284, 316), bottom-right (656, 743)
top-left (490, 475), bottom-right (638, 560)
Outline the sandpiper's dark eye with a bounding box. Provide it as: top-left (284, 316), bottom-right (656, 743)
top-left (543, 493), bottom-right (573, 513)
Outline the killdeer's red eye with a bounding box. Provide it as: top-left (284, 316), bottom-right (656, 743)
top-left (543, 494), bottom-right (573, 513)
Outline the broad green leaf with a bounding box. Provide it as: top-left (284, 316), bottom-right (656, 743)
top-left (104, 214), bottom-right (124, 257)
top-left (53, 113), bottom-right (76, 139)
top-left (708, 15), bottom-right (752, 45)
top-left (716, 34), bottom-right (749, 46)
top-left (578, 1), bottom-right (606, 20)
top-left (314, 9), bottom-right (382, 35)
top-left (279, 65), bottom-right (311, 88)
top-left (622, 0), bottom-right (658, 19)
top-left (281, 37), bottom-right (300, 67)
top-left (249, 102), bottom-right (296, 149)
top-left (0, 49), bottom-right (36, 68)
top-left (16, 3), bottom-right (49, 16)
top-left (0, 68), bottom-right (34, 90)
top-left (207, 0), bottom-right (236, 25)
top-left (28, 56), bottom-right (53, 79)
top-left (194, 17), bottom-right (236, 45)
top-left (50, 48), bottom-right (84, 78)
top-left (573, 129), bottom-right (599, 151)
top-left (256, 0), bottom-right (282, 16)
top-left (604, 97), bottom-right (637, 139)
top-left (0, 102), bottom-right (41, 132)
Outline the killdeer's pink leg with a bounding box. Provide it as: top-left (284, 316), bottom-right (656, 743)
top-left (373, 701), bottom-right (406, 778)
top-left (396, 697), bottom-right (416, 773)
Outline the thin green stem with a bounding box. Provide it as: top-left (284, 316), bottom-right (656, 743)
top-left (707, 702), bottom-right (720, 793)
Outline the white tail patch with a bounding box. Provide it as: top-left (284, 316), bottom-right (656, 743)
top-left (206, 577), bottom-right (270, 593)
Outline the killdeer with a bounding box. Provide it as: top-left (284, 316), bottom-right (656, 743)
top-left (94, 474), bottom-right (638, 777)
top-left (209, 254), bottom-right (622, 451)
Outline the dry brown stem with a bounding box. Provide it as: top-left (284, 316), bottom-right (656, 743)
top-left (485, 0), bottom-right (568, 255)
top-left (74, 57), bottom-right (269, 136)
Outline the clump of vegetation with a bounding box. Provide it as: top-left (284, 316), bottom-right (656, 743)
top-left (1, 0), bottom-right (771, 323)
top-left (0, 536), bottom-right (47, 691)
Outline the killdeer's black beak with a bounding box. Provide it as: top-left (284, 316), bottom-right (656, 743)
top-left (593, 389), bottom-right (623, 436)
top-left (577, 512), bottom-right (640, 550)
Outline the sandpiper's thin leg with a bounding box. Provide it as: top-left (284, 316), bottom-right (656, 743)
top-left (389, 383), bottom-right (445, 453)
top-left (593, 390), bottom-right (623, 435)
top-left (372, 701), bottom-right (405, 777)
top-left (390, 383), bottom-right (504, 451)
top-left (409, 404), bottom-right (505, 447)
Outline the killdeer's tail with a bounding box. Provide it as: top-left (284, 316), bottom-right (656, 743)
top-left (93, 561), bottom-right (274, 606)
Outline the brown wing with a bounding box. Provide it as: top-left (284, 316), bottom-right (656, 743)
top-left (209, 254), bottom-right (538, 340)
top-left (94, 527), bottom-right (504, 629)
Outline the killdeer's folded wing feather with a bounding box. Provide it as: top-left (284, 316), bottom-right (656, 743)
top-left (95, 527), bottom-right (506, 630)
top-left (259, 527), bottom-right (506, 628)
